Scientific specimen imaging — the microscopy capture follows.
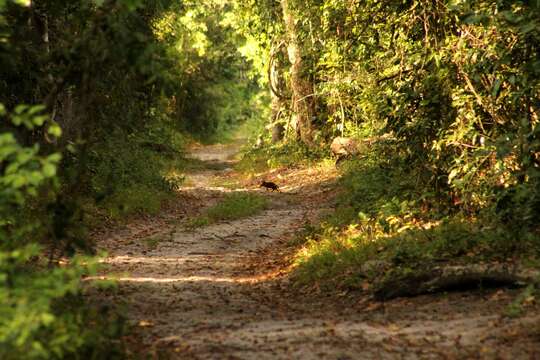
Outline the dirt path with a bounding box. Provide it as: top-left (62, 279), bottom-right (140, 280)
top-left (96, 143), bottom-right (540, 359)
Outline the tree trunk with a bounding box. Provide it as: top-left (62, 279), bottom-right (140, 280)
top-left (280, 0), bottom-right (315, 145)
top-left (269, 42), bottom-right (286, 143)
top-left (269, 95), bottom-right (283, 142)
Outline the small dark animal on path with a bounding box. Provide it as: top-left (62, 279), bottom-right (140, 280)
top-left (259, 181), bottom-right (280, 192)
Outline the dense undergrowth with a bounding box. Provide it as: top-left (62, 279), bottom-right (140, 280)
top-left (0, 108), bottom-right (126, 358)
top-left (292, 143), bottom-right (540, 294)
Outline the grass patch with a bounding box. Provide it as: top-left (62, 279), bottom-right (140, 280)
top-left (186, 216), bottom-right (211, 229)
top-left (187, 192), bottom-right (267, 228)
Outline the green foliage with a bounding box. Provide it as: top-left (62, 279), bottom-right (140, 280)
top-left (1, 0), bottom-right (266, 225)
top-left (187, 192), bottom-right (267, 228)
top-left (293, 147), bottom-right (540, 290)
top-left (298, 0), bottom-right (539, 219)
top-left (84, 126), bottom-right (184, 219)
top-left (0, 104), bottom-right (61, 248)
top-left (100, 185), bottom-right (169, 219)
top-left (1, 0), bottom-right (538, 331)
top-left (0, 247), bottom-right (125, 360)
top-left (149, 0), bottom-right (269, 142)
top-left (0, 106), bottom-right (125, 359)
top-left (231, 0), bottom-right (284, 83)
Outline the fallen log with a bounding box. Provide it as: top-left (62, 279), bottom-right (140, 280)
top-left (373, 264), bottom-right (538, 301)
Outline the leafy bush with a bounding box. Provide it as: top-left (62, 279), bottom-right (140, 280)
top-left (0, 246), bottom-right (125, 360)
top-left (85, 132), bottom-right (180, 219)
top-left (0, 104), bottom-right (125, 359)
top-left (295, 0), bottom-right (539, 220)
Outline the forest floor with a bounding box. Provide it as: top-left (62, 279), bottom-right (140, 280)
top-left (93, 142), bottom-right (540, 359)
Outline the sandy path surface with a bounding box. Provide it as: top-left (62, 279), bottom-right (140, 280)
top-left (95, 143), bottom-right (540, 359)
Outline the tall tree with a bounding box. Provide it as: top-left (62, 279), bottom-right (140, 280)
top-left (280, 0), bottom-right (315, 145)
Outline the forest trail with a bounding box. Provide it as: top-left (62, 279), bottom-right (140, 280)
top-left (95, 143), bottom-right (539, 359)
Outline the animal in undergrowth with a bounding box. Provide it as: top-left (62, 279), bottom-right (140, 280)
top-left (259, 180), bottom-right (280, 192)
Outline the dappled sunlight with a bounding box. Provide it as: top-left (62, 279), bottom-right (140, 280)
top-left (188, 141), bottom-right (244, 163)
top-left (181, 186), bottom-right (230, 192)
top-left (91, 275), bottom-right (247, 284)
top-left (253, 159), bottom-right (337, 184)
top-left (101, 254), bottom-right (251, 265)
top-left (91, 250), bottom-right (285, 285)
top-left (179, 185), bottom-right (247, 192)
top-left (90, 270), bottom-right (283, 285)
